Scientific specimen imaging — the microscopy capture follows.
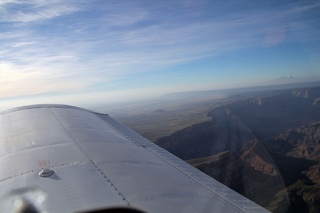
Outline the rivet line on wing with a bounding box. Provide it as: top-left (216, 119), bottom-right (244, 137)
top-left (48, 108), bottom-right (130, 206)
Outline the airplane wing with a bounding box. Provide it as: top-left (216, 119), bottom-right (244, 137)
top-left (0, 104), bottom-right (269, 213)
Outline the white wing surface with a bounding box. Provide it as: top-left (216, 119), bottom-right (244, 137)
top-left (0, 104), bottom-right (269, 213)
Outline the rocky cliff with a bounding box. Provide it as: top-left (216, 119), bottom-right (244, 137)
top-left (155, 107), bottom-right (255, 160)
top-left (241, 139), bottom-right (279, 176)
top-left (155, 86), bottom-right (320, 212)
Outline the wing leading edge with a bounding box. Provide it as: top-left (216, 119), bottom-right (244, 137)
top-left (0, 104), bottom-right (269, 213)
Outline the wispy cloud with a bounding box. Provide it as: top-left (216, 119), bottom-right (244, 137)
top-left (0, 0), bottom-right (79, 23)
top-left (0, 0), bottom-right (319, 101)
top-left (0, 0), bottom-right (20, 6)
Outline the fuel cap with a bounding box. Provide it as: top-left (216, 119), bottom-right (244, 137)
top-left (38, 168), bottom-right (54, 177)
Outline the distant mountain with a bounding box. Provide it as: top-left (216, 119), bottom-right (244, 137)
top-left (221, 87), bottom-right (320, 140)
top-left (155, 106), bottom-right (255, 160)
top-left (264, 76), bottom-right (320, 87)
top-left (273, 76), bottom-right (301, 84)
top-left (159, 89), bottom-right (229, 100)
top-left (156, 87), bottom-right (320, 158)
top-left (155, 86), bottom-right (320, 212)
top-left (160, 80), bottom-right (320, 101)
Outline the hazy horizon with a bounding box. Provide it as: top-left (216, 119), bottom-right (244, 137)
top-left (1, 1), bottom-right (320, 110)
top-left (1, 79), bottom-right (319, 113)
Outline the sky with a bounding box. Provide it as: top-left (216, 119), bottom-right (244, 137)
top-left (1, 0), bottom-right (320, 110)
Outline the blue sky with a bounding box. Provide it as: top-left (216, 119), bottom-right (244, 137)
top-left (1, 0), bottom-right (319, 110)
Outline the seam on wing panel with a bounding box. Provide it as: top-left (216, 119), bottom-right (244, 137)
top-left (96, 114), bottom-right (248, 213)
top-left (1, 130), bottom-right (39, 140)
top-left (0, 116), bottom-right (46, 124)
top-left (0, 142), bottom-right (70, 159)
top-left (97, 160), bottom-right (164, 167)
top-left (48, 108), bottom-right (130, 206)
top-left (131, 194), bottom-right (215, 203)
top-left (0, 161), bottom-right (87, 184)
